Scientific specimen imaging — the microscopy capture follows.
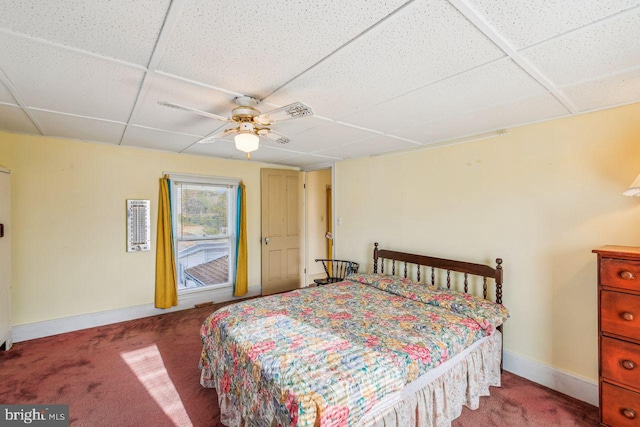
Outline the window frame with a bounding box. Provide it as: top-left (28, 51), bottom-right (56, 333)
top-left (168, 173), bottom-right (240, 294)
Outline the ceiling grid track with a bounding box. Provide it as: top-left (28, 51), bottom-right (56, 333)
top-left (0, 28), bottom-right (147, 72)
top-left (562, 62), bottom-right (640, 90)
top-left (261, 0), bottom-right (418, 102)
top-left (266, 144), bottom-right (341, 159)
top-left (131, 123), bottom-right (204, 138)
top-left (331, 56), bottom-right (507, 124)
top-left (520, 4), bottom-right (640, 52)
top-left (0, 66), bottom-right (46, 135)
top-left (26, 107), bottom-right (127, 125)
top-left (447, 0), bottom-right (578, 114)
top-left (155, 71), bottom-right (245, 99)
top-left (118, 0), bottom-right (189, 146)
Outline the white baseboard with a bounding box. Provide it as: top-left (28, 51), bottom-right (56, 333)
top-left (503, 349), bottom-right (598, 407)
top-left (12, 285), bottom-right (261, 343)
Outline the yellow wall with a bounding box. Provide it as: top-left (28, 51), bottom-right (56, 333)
top-left (0, 132), bottom-right (295, 325)
top-left (334, 102), bottom-right (640, 382)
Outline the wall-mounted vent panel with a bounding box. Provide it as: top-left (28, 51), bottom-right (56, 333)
top-left (127, 200), bottom-right (150, 252)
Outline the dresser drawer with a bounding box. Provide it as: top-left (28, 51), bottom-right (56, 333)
top-left (602, 337), bottom-right (640, 388)
top-left (602, 382), bottom-right (640, 426)
top-left (601, 258), bottom-right (640, 293)
top-left (602, 291), bottom-right (640, 341)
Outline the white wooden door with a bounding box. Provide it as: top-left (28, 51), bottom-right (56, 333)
top-left (0, 167), bottom-right (11, 350)
top-left (261, 169), bottom-right (303, 295)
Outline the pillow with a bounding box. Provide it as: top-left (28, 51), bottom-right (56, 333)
top-left (348, 272), bottom-right (508, 333)
top-left (347, 272), bottom-right (431, 290)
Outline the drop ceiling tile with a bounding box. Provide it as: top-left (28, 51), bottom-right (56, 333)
top-left (232, 148), bottom-right (291, 163)
top-left (185, 140), bottom-right (297, 163)
top-left (0, 0), bottom-right (170, 65)
top-left (252, 147), bottom-right (307, 164)
top-left (561, 67), bottom-right (640, 112)
top-left (183, 139), bottom-right (253, 161)
top-left (465, 0), bottom-right (638, 49)
top-left (521, 10), bottom-right (640, 86)
top-left (133, 74), bottom-right (237, 136)
top-left (341, 58), bottom-right (547, 133)
top-left (314, 135), bottom-right (417, 159)
top-left (0, 104), bottom-right (41, 134)
top-left (286, 122), bottom-right (376, 153)
top-left (29, 110), bottom-right (125, 144)
top-left (157, 0), bottom-right (409, 96)
top-left (395, 94), bottom-right (569, 144)
top-left (0, 32), bottom-right (145, 122)
top-left (121, 126), bottom-right (200, 152)
top-left (266, 0), bottom-right (505, 119)
top-left (0, 80), bottom-right (17, 105)
top-left (275, 153), bottom-right (340, 169)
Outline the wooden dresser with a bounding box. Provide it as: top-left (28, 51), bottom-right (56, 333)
top-left (593, 246), bottom-right (640, 426)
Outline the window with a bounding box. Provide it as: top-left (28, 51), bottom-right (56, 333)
top-left (170, 174), bottom-right (239, 292)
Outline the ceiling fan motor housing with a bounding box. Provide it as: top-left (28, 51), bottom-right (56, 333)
top-left (232, 96), bottom-right (260, 122)
top-left (232, 106), bottom-right (260, 121)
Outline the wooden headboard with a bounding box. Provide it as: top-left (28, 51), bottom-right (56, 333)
top-left (373, 242), bottom-right (503, 304)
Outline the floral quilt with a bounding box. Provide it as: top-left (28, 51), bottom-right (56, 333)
top-left (200, 274), bottom-right (508, 427)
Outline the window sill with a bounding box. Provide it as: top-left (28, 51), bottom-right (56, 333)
top-left (178, 283), bottom-right (233, 296)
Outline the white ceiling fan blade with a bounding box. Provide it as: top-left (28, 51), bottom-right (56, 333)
top-left (261, 129), bottom-right (292, 145)
top-left (255, 102), bottom-right (313, 125)
top-left (158, 101), bottom-right (231, 123)
top-left (199, 127), bottom-right (238, 144)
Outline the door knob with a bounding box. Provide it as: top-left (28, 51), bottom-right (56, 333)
top-left (265, 237), bottom-right (270, 245)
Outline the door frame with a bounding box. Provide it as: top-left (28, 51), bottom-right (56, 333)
top-left (0, 167), bottom-right (12, 350)
top-left (302, 165), bottom-right (335, 287)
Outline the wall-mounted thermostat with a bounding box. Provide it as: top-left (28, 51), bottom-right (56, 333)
top-left (127, 200), bottom-right (150, 252)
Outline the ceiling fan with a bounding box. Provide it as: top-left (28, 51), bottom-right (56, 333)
top-left (158, 96), bottom-right (314, 159)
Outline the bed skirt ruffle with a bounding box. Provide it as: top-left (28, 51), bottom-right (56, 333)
top-left (358, 331), bottom-right (502, 426)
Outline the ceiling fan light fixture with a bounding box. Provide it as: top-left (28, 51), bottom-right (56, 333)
top-left (234, 132), bottom-right (259, 154)
top-left (159, 96), bottom-right (312, 158)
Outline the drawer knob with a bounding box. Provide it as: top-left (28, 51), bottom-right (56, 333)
top-left (622, 360), bottom-right (636, 370)
top-left (620, 270), bottom-right (635, 280)
top-left (622, 312), bottom-right (635, 321)
top-left (622, 408), bottom-right (636, 419)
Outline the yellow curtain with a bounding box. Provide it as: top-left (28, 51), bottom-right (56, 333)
top-left (234, 182), bottom-right (248, 296)
top-left (155, 176), bottom-right (178, 308)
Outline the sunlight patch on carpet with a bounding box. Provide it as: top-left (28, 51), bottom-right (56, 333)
top-left (121, 345), bottom-right (193, 427)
